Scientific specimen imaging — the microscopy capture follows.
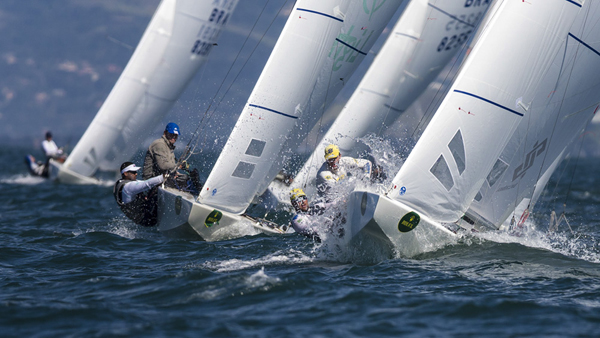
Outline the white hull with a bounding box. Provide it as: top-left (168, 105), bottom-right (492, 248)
top-left (49, 160), bottom-right (102, 185)
top-left (344, 190), bottom-right (457, 257)
top-left (157, 187), bottom-right (288, 241)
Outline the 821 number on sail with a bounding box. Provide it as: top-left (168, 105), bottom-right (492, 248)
top-left (190, 7), bottom-right (230, 56)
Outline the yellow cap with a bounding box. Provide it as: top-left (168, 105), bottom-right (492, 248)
top-left (290, 188), bottom-right (306, 202)
top-left (324, 144), bottom-right (340, 160)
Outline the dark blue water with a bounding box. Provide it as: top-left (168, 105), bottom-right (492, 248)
top-left (2, 147), bottom-right (600, 337)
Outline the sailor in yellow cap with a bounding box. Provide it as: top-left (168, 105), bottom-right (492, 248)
top-left (289, 188), bottom-right (326, 241)
top-left (316, 144), bottom-right (383, 201)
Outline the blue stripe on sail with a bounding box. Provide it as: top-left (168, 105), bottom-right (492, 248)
top-left (335, 38), bottom-right (367, 56)
top-left (568, 33), bottom-right (600, 57)
top-left (296, 8), bottom-right (343, 22)
top-left (428, 4), bottom-right (475, 28)
top-left (249, 104), bottom-right (298, 119)
top-left (395, 32), bottom-right (420, 41)
top-left (566, 0), bottom-right (582, 8)
top-left (453, 90), bottom-right (524, 117)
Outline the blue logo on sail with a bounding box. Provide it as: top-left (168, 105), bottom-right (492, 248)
top-left (212, 188), bottom-right (217, 196)
top-left (399, 186), bottom-right (406, 196)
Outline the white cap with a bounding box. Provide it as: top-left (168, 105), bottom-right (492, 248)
top-left (120, 163), bottom-right (141, 174)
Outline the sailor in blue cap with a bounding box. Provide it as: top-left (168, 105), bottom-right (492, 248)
top-left (142, 122), bottom-right (202, 194)
top-left (143, 122), bottom-right (181, 179)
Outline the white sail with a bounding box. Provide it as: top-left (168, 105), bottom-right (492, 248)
top-left (58, 0), bottom-right (238, 182)
top-left (288, 0), bottom-right (491, 195)
top-left (465, 0), bottom-right (600, 230)
top-left (198, 0), bottom-right (402, 214)
top-left (343, 0), bottom-right (585, 257)
top-left (387, 0), bottom-right (583, 223)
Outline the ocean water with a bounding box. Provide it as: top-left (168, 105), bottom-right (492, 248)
top-left (2, 146), bottom-right (600, 337)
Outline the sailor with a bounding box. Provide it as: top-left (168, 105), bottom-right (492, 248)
top-left (316, 144), bottom-right (385, 200)
top-left (143, 122), bottom-right (202, 194)
top-left (41, 131), bottom-right (66, 163)
top-left (289, 188), bottom-right (324, 241)
top-left (114, 161), bottom-right (165, 227)
top-left (24, 155), bottom-right (47, 177)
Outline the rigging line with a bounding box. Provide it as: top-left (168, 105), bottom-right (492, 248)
top-left (409, 5), bottom-right (495, 142)
top-left (198, 0), bottom-right (290, 146)
top-left (408, 36), bottom-right (469, 143)
top-left (538, 147), bottom-right (573, 213)
top-left (528, 6), bottom-right (591, 209)
top-left (409, 12), bottom-right (483, 141)
top-left (181, 0), bottom-right (285, 166)
top-left (563, 125), bottom-right (588, 208)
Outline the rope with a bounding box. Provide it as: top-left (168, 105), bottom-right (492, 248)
top-left (175, 0), bottom-right (290, 172)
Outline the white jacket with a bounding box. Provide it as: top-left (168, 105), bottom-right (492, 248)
top-left (316, 156), bottom-right (372, 199)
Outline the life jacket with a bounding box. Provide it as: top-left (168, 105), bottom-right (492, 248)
top-left (113, 179), bottom-right (156, 226)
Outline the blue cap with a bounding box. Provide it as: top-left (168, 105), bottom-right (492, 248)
top-left (165, 122), bottom-right (180, 135)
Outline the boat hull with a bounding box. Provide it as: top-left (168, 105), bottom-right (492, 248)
top-left (157, 187), bottom-right (289, 241)
top-left (345, 190), bottom-right (457, 257)
top-left (50, 160), bottom-right (102, 185)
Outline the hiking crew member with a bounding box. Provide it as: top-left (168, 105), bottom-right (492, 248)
top-left (114, 162), bottom-right (164, 227)
top-left (289, 188), bottom-right (328, 241)
top-left (316, 144), bottom-right (384, 200)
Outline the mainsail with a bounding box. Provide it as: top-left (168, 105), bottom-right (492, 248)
top-left (465, 0), bottom-right (600, 230)
top-left (286, 0), bottom-right (491, 196)
top-left (344, 0), bottom-right (585, 256)
top-left (197, 0), bottom-right (402, 214)
top-left (387, 0), bottom-right (583, 222)
top-left (56, 0), bottom-right (238, 183)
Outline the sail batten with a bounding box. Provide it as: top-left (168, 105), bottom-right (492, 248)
top-left (453, 90), bottom-right (524, 117)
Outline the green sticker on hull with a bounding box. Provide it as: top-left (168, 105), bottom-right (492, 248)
top-left (398, 212), bottom-right (420, 233)
top-left (205, 209), bottom-right (223, 228)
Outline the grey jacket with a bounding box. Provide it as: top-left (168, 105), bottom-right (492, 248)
top-left (143, 135), bottom-right (177, 179)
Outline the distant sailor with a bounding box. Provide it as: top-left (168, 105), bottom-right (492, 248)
top-left (143, 122), bottom-right (201, 194)
top-left (316, 144), bottom-right (385, 200)
top-left (24, 155), bottom-right (46, 177)
top-left (114, 161), bottom-right (165, 227)
top-left (290, 188), bottom-right (325, 241)
top-left (41, 131), bottom-right (66, 163)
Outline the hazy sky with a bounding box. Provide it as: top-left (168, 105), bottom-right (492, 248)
top-left (3, 0), bottom-right (597, 156)
top-left (0, 0), bottom-right (406, 150)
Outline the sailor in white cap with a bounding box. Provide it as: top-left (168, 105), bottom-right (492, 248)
top-left (113, 161), bottom-right (165, 227)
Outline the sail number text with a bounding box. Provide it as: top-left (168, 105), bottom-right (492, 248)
top-left (190, 7), bottom-right (231, 56)
top-left (437, 30), bottom-right (471, 52)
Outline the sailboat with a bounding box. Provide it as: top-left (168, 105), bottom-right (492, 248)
top-left (46, 0), bottom-right (239, 184)
top-left (343, 0), bottom-right (594, 257)
top-left (270, 0), bottom-right (492, 202)
top-left (156, 0), bottom-right (404, 241)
